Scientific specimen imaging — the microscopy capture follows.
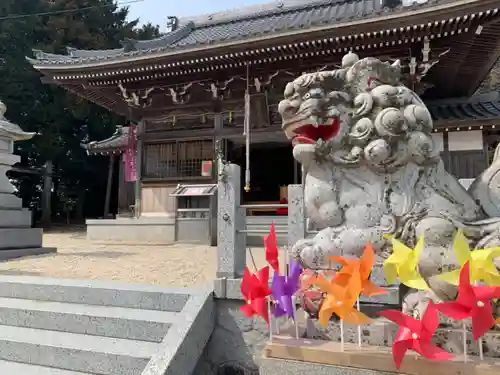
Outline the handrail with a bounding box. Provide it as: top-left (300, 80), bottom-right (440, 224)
top-left (238, 229), bottom-right (288, 234)
top-left (176, 208), bottom-right (210, 212)
top-left (240, 204), bottom-right (287, 208)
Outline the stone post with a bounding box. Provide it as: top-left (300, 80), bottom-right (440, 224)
top-left (287, 184), bottom-right (305, 250)
top-left (217, 163), bottom-right (246, 278)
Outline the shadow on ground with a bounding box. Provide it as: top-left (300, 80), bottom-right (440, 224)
top-left (0, 270), bottom-right (42, 276)
top-left (55, 250), bottom-right (134, 258)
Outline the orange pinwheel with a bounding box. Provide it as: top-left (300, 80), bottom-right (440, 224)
top-left (330, 242), bottom-right (388, 297)
top-left (312, 268), bottom-right (372, 327)
top-left (300, 269), bottom-right (335, 291)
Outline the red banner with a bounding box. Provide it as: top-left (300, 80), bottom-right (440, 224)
top-left (124, 125), bottom-right (137, 182)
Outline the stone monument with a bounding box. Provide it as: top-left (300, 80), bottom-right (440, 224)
top-left (278, 52), bottom-right (500, 319)
top-left (0, 100), bottom-right (55, 259)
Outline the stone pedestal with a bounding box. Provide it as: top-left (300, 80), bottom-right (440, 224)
top-left (0, 136), bottom-right (55, 260)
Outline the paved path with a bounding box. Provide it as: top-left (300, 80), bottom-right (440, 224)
top-left (0, 231), bottom-right (286, 287)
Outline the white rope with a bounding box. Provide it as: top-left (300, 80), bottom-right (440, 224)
top-left (243, 64), bottom-right (251, 192)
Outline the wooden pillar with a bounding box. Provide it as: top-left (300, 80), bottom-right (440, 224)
top-left (293, 158), bottom-right (299, 184)
top-left (134, 120), bottom-right (144, 218)
top-left (41, 160), bottom-right (52, 227)
top-left (104, 153), bottom-right (115, 218)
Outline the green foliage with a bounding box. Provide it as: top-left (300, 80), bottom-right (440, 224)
top-left (0, 0), bottom-right (160, 217)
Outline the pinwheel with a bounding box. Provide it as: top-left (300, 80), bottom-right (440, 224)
top-left (300, 269), bottom-right (336, 291)
top-left (264, 223), bottom-right (280, 273)
top-left (330, 242), bottom-right (388, 297)
top-left (434, 262), bottom-right (500, 340)
top-left (240, 266), bottom-right (272, 325)
top-left (438, 229), bottom-right (500, 286)
top-left (271, 261), bottom-right (302, 319)
top-left (312, 268), bottom-right (371, 327)
top-left (330, 242), bottom-right (387, 347)
top-left (384, 235), bottom-right (430, 290)
top-left (379, 301), bottom-right (454, 369)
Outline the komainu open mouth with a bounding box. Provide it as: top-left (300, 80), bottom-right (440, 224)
top-left (292, 118), bottom-right (340, 146)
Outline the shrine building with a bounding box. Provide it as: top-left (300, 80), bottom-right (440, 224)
top-left (28, 0), bottom-right (500, 243)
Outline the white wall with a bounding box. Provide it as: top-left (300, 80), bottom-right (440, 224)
top-left (431, 133), bottom-right (444, 152)
top-left (447, 130), bottom-right (483, 151)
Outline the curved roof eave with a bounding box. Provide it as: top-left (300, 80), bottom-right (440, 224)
top-left (27, 0), bottom-right (482, 71)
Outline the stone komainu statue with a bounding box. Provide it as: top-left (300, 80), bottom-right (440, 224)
top-left (278, 52), bottom-right (500, 316)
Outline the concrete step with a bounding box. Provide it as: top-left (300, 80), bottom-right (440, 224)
top-left (0, 297), bottom-right (177, 342)
top-left (0, 360), bottom-right (94, 375)
top-left (0, 325), bottom-right (156, 375)
top-left (0, 247), bottom-right (56, 261)
top-left (0, 228), bottom-right (42, 250)
top-left (0, 208), bottom-right (31, 227)
top-left (0, 276), bottom-right (214, 375)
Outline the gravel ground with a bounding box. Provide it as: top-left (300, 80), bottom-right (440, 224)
top-left (0, 229), bottom-right (286, 287)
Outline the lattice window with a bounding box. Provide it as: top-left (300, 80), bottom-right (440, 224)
top-left (143, 140), bottom-right (213, 179)
top-left (143, 142), bottom-right (177, 178)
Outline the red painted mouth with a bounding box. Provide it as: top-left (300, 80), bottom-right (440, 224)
top-left (292, 118), bottom-right (340, 146)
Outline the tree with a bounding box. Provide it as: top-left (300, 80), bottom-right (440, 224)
top-left (0, 0), bottom-right (161, 224)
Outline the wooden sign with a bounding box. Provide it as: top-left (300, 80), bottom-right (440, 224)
top-left (265, 336), bottom-right (500, 375)
top-left (201, 160), bottom-right (212, 177)
top-left (124, 125), bottom-right (137, 182)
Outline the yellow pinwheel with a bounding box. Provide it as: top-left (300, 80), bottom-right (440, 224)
top-left (383, 235), bottom-right (430, 290)
top-left (438, 229), bottom-right (500, 286)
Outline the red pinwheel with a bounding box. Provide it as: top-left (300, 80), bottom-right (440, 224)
top-left (379, 301), bottom-right (453, 369)
top-left (240, 266), bottom-right (272, 325)
top-left (264, 223), bottom-right (280, 273)
top-left (434, 261), bottom-right (500, 340)
top-left (271, 261), bottom-right (302, 319)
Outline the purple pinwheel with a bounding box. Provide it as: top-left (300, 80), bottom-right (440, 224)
top-left (271, 262), bottom-right (302, 319)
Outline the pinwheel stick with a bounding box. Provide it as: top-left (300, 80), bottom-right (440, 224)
top-left (479, 338), bottom-right (483, 361)
top-left (356, 298), bottom-right (362, 347)
top-left (247, 246), bottom-right (258, 272)
top-left (267, 297), bottom-right (273, 340)
top-left (340, 320), bottom-right (345, 352)
top-left (292, 300), bottom-right (299, 339)
top-left (462, 322), bottom-right (468, 363)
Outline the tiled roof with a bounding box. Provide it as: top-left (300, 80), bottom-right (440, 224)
top-left (81, 126), bottom-right (128, 154)
top-left (428, 91), bottom-right (500, 124)
top-left (27, 0), bottom-right (452, 66)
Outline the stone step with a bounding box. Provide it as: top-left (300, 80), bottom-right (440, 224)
top-left (0, 275), bottom-right (191, 311)
top-left (0, 360), bottom-right (94, 375)
top-left (0, 276), bottom-right (215, 375)
top-left (0, 297), bottom-right (177, 342)
top-left (0, 324), bottom-right (156, 375)
top-left (0, 247), bottom-right (56, 261)
top-left (0, 228), bottom-right (42, 250)
top-left (0, 208), bottom-right (31, 227)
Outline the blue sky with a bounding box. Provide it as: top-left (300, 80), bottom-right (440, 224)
top-left (127, 0), bottom-right (267, 29)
